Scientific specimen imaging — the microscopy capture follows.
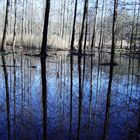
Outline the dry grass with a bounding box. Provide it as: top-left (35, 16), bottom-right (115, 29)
top-left (0, 33), bottom-right (70, 50)
top-left (48, 35), bottom-right (69, 50)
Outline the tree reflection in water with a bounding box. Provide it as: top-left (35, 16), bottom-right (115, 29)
top-left (1, 55), bottom-right (11, 140)
top-left (40, 57), bottom-right (47, 140)
top-left (0, 52), bottom-right (139, 140)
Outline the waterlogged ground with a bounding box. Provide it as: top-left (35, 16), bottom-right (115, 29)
top-left (0, 49), bottom-right (140, 140)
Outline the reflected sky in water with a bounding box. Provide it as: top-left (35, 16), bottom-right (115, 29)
top-left (0, 50), bottom-right (140, 140)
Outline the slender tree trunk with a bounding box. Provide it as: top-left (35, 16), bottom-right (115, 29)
top-left (110, 0), bottom-right (118, 65)
top-left (9, 0), bottom-right (13, 34)
top-left (40, 0), bottom-right (51, 56)
top-left (66, 0), bottom-right (70, 44)
top-left (78, 0), bottom-right (88, 54)
top-left (21, 0), bottom-right (25, 44)
top-left (59, 0), bottom-right (63, 37)
top-left (130, 0), bottom-right (137, 51)
top-left (90, 0), bottom-right (99, 50)
top-left (83, 13), bottom-right (88, 52)
top-left (27, 0), bottom-right (30, 35)
top-left (61, 0), bottom-right (66, 39)
top-left (70, 0), bottom-right (78, 51)
top-left (25, 0), bottom-right (28, 34)
top-left (134, 2), bottom-right (140, 51)
top-left (1, 0), bottom-right (10, 51)
top-left (120, 0), bottom-right (126, 49)
top-left (120, 30), bottom-right (123, 49)
top-left (12, 0), bottom-right (17, 51)
top-left (31, 0), bottom-right (33, 35)
top-left (103, 0), bottom-right (118, 139)
top-left (98, 0), bottom-right (105, 51)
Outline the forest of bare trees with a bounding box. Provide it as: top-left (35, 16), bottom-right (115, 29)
top-left (0, 0), bottom-right (139, 54)
top-left (0, 0), bottom-right (140, 140)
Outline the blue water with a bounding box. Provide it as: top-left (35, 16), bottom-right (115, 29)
top-left (0, 51), bottom-right (140, 140)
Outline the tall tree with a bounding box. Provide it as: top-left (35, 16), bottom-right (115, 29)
top-left (78, 0), bottom-right (88, 54)
top-left (130, 0), bottom-right (137, 51)
top-left (70, 0), bottom-right (78, 51)
top-left (12, 0), bottom-right (17, 51)
top-left (103, 0), bottom-right (118, 139)
top-left (110, 0), bottom-right (118, 65)
top-left (1, 0), bottom-right (10, 51)
top-left (98, 0), bottom-right (105, 51)
top-left (120, 0), bottom-right (126, 49)
top-left (40, 0), bottom-right (51, 56)
top-left (30, 0), bottom-right (33, 35)
top-left (90, 0), bottom-right (99, 50)
top-left (83, 14), bottom-right (88, 52)
top-left (134, 0), bottom-right (140, 51)
top-left (61, 0), bottom-right (66, 39)
top-left (21, 0), bottom-right (25, 44)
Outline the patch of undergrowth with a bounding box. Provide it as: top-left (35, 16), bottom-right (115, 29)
top-left (0, 51), bottom-right (13, 56)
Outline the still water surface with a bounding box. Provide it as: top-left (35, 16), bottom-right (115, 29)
top-left (0, 50), bottom-right (140, 140)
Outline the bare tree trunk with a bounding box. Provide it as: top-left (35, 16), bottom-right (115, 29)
top-left (66, 0), bottom-right (70, 44)
top-left (134, 2), bottom-right (140, 51)
top-left (23, 0), bottom-right (27, 35)
top-left (59, 0), bottom-right (62, 37)
top-left (83, 12), bottom-right (88, 52)
top-left (110, 0), bottom-right (118, 65)
top-left (9, 0), bottom-right (13, 34)
top-left (103, 0), bottom-right (118, 139)
top-left (21, 0), bottom-right (25, 44)
top-left (40, 0), bottom-right (51, 56)
top-left (12, 0), bottom-right (17, 51)
top-left (70, 0), bottom-right (78, 51)
top-left (1, 0), bottom-right (10, 51)
top-left (130, 0), bottom-right (137, 52)
top-left (78, 0), bottom-right (88, 54)
top-left (120, 0), bottom-right (126, 49)
top-left (98, 0), bottom-right (105, 51)
top-left (90, 0), bottom-right (99, 50)
top-left (62, 0), bottom-right (66, 39)
top-left (30, 0), bottom-right (33, 35)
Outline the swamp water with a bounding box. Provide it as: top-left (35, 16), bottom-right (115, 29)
top-left (0, 50), bottom-right (140, 140)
